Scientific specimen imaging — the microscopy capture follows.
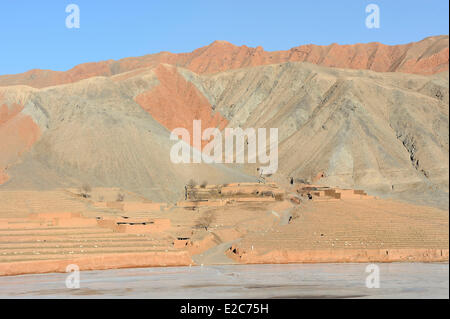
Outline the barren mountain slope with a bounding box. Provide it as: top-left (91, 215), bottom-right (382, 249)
top-left (0, 60), bottom-right (448, 207)
top-left (0, 87), bottom-right (41, 184)
top-left (184, 62), bottom-right (449, 208)
top-left (0, 35), bottom-right (447, 89)
top-left (0, 69), bottom-right (254, 202)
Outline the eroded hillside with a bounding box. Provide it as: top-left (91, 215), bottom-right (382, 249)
top-left (0, 37), bottom-right (448, 207)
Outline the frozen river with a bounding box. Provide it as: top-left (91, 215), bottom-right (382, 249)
top-left (0, 263), bottom-right (448, 298)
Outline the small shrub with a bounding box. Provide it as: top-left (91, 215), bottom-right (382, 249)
top-left (187, 179), bottom-right (196, 188)
top-left (295, 178), bottom-right (310, 184)
top-left (116, 192), bottom-right (125, 202)
top-left (80, 183), bottom-right (92, 198)
top-left (289, 210), bottom-right (300, 223)
top-left (195, 212), bottom-right (215, 231)
top-left (200, 181), bottom-right (208, 188)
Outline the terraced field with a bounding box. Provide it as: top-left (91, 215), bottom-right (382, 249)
top-left (0, 190), bottom-right (189, 275)
top-left (232, 198), bottom-right (449, 263)
top-left (0, 187), bottom-right (448, 275)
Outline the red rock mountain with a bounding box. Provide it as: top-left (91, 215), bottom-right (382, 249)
top-left (0, 35), bottom-right (448, 89)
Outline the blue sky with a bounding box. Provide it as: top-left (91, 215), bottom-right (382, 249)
top-left (0, 0), bottom-right (448, 75)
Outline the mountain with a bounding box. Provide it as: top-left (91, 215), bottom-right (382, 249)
top-left (0, 69), bottom-right (254, 202)
top-left (0, 36), bottom-right (448, 207)
top-left (195, 63), bottom-right (448, 207)
top-left (0, 35), bottom-right (448, 88)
